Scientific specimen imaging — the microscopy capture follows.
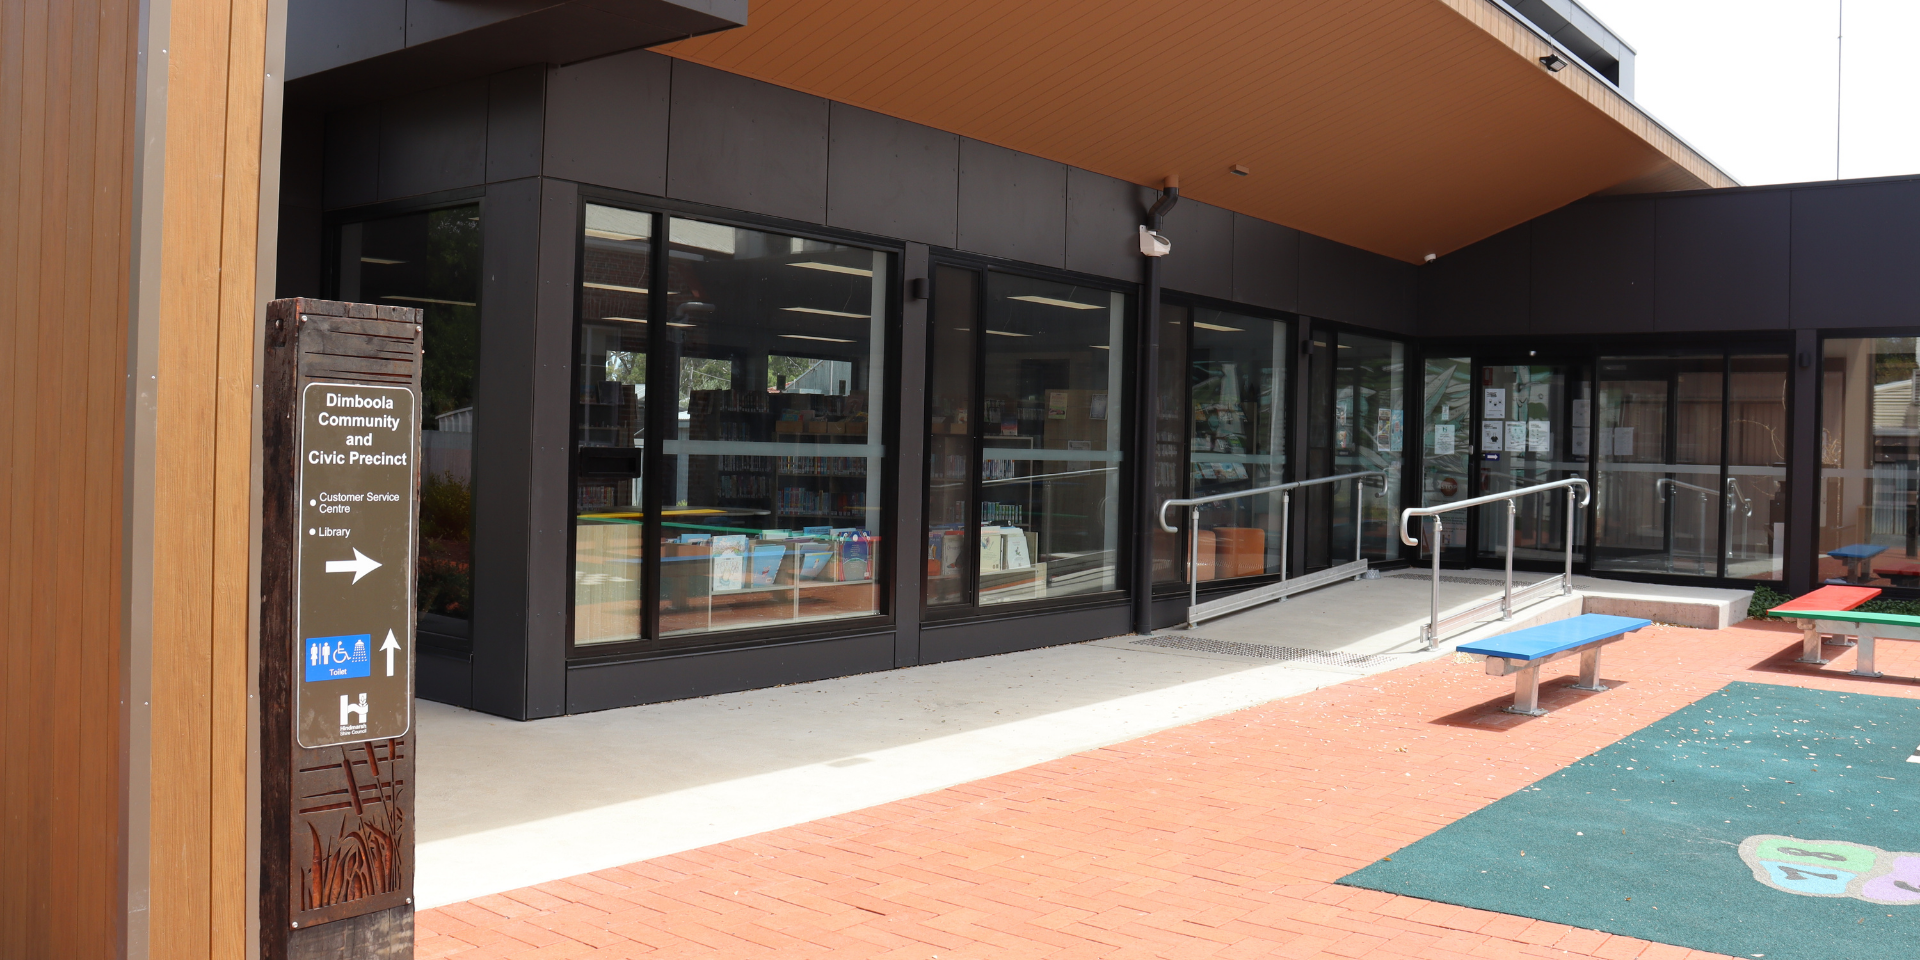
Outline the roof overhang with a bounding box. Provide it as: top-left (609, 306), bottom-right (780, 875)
top-left (659, 0), bottom-right (1735, 263)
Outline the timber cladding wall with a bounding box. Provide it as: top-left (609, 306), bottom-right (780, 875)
top-left (1, 0), bottom-right (275, 954)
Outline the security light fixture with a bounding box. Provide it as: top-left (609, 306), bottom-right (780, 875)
top-left (1424, 253), bottom-right (1437, 263)
top-left (780, 307), bottom-right (870, 318)
top-left (788, 261), bottom-right (873, 277)
top-left (1009, 295), bottom-right (1101, 310)
top-left (1539, 53), bottom-right (1568, 72)
top-left (1230, 164), bottom-right (1250, 177)
top-left (584, 281), bottom-right (647, 294)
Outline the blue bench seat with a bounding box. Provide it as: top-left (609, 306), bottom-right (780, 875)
top-left (1458, 613), bottom-right (1652, 716)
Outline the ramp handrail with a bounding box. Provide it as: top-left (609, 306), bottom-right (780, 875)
top-left (1158, 469), bottom-right (1386, 624)
top-left (1399, 477), bottom-right (1591, 650)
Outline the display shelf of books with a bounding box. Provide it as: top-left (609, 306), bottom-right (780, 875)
top-left (658, 525), bottom-right (880, 634)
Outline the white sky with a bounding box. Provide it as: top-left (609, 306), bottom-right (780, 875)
top-left (1580, 0), bottom-right (1920, 185)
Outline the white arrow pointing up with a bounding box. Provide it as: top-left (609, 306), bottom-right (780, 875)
top-left (380, 629), bottom-right (401, 677)
top-left (324, 548), bottom-right (383, 583)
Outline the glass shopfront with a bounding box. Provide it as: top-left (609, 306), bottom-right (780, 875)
top-left (1418, 356), bottom-right (1473, 564)
top-left (922, 267), bottom-right (1131, 610)
top-left (1819, 338), bottom-right (1918, 588)
top-left (1474, 362), bottom-right (1589, 566)
top-left (572, 205), bottom-right (893, 652)
top-left (335, 205), bottom-right (483, 650)
top-left (1152, 303), bottom-right (1293, 587)
top-left (1306, 329), bottom-right (1406, 567)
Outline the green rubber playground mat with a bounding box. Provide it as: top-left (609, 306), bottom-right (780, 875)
top-left (1339, 682), bottom-right (1920, 960)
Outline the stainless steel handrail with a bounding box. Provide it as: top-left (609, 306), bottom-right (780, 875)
top-left (1158, 469), bottom-right (1386, 620)
top-left (1399, 477), bottom-right (1591, 650)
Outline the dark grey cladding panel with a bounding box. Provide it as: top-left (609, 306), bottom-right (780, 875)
top-left (1528, 198), bottom-right (1654, 335)
top-left (825, 103), bottom-right (958, 247)
top-left (543, 50), bottom-right (670, 197)
top-left (1298, 234), bottom-right (1417, 334)
top-left (405, 0), bottom-right (552, 46)
top-left (1231, 214), bottom-right (1299, 313)
top-left (322, 106), bottom-right (381, 210)
top-left (1420, 224), bottom-right (1528, 338)
top-left (1791, 179), bottom-right (1920, 328)
top-left (286, 0), bottom-right (404, 80)
top-left (1654, 190), bottom-right (1789, 332)
top-left (957, 139), bottom-right (1067, 269)
top-left (1159, 199), bottom-right (1233, 302)
top-left (377, 79), bottom-right (488, 200)
top-left (566, 633), bottom-right (896, 712)
top-left (486, 67), bottom-right (545, 184)
top-left (1065, 167), bottom-right (1147, 282)
top-left (667, 61), bottom-right (830, 224)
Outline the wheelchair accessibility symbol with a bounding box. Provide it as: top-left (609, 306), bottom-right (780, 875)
top-left (304, 633), bottom-right (372, 682)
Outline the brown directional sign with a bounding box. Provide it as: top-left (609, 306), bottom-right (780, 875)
top-left (295, 382), bottom-right (418, 748)
top-left (261, 298), bottom-right (423, 959)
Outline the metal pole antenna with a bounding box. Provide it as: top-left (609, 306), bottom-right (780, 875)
top-left (1837, 0), bottom-right (1844, 179)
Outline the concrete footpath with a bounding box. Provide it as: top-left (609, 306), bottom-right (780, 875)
top-left (414, 573), bottom-right (1750, 910)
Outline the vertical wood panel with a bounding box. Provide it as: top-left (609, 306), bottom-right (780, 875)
top-left (1, 0), bottom-right (268, 949)
top-left (0, 0), bottom-right (137, 953)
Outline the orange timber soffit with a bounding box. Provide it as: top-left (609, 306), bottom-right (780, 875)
top-left (658, 0), bottom-right (1736, 263)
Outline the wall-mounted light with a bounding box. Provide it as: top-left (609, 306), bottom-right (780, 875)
top-left (1229, 164), bottom-right (1250, 177)
top-left (1423, 253), bottom-right (1437, 263)
top-left (1539, 53), bottom-right (1568, 72)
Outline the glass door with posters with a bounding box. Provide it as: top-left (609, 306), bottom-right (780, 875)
top-left (1418, 357), bottom-right (1473, 565)
top-left (1474, 363), bottom-right (1590, 568)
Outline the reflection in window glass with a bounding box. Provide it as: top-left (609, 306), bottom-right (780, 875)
top-left (924, 266), bottom-right (978, 607)
top-left (1592, 357), bottom-right (1723, 576)
top-left (1162, 308), bottom-right (1290, 584)
top-left (977, 274), bottom-right (1127, 604)
top-left (337, 206), bottom-right (481, 647)
top-left (573, 205), bottom-right (652, 645)
top-left (1819, 339), bottom-right (1918, 587)
top-left (659, 217), bottom-right (889, 639)
top-left (1474, 364), bottom-right (1587, 566)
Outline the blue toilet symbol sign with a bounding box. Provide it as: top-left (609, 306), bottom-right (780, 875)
top-left (304, 633), bottom-right (372, 682)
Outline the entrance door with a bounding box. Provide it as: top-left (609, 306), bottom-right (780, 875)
top-left (1305, 328), bottom-right (1406, 570)
top-left (1592, 357), bottom-right (1724, 575)
top-left (1474, 363), bottom-right (1589, 568)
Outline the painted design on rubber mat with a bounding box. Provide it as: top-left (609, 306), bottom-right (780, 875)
top-left (1742, 835), bottom-right (1920, 905)
top-left (1339, 682), bottom-right (1920, 960)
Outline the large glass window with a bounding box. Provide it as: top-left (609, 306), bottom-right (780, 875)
top-left (336, 206), bottom-right (481, 649)
top-left (658, 218), bottom-right (889, 638)
top-left (1818, 339), bottom-right (1918, 587)
top-left (1593, 357), bottom-right (1725, 576)
top-left (573, 205), bottom-right (652, 645)
top-left (921, 268), bottom-right (1130, 610)
top-left (978, 274), bottom-right (1127, 603)
top-left (1726, 356), bottom-right (1788, 581)
top-left (924, 266), bottom-right (978, 607)
top-left (1154, 304), bottom-right (1292, 585)
top-left (1474, 363), bottom-right (1589, 566)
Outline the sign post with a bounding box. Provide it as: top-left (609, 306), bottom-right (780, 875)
top-left (261, 299), bottom-right (423, 960)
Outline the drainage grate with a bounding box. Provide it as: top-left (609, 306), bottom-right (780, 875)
top-left (1130, 635), bottom-right (1390, 667)
top-left (1389, 573), bottom-right (1543, 588)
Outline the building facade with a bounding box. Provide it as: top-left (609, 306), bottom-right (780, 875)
top-left (270, 0), bottom-right (1919, 723)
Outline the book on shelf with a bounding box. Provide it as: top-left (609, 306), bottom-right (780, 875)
top-left (710, 535), bottom-right (748, 591)
top-left (749, 543), bottom-right (786, 586)
top-left (1002, 528), bottom-right (1033, 570)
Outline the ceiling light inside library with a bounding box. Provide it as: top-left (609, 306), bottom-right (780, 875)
top-left (788, 261), bottom-right (873, 277)
top-left (781, 307), bottom-right (869, 318)
top-left (1010, 295), bottom-right (1101, 310)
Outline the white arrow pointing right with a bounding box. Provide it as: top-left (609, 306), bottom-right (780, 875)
top-left (324, 548), bottom-right (383, 584)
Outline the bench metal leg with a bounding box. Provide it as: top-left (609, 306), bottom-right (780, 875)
top-left (1570, 647), bottom-right (1608, 692)
top-left (1852, 634), bottom-right (1883, 678)
top-left (1796, 621), bottom-right (1828, 664)
top-left (1506, 663), bottom-right (1547, 716)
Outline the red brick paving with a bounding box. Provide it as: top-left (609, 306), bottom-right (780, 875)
top-left (416, 620), bottom-right (1920, 959)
